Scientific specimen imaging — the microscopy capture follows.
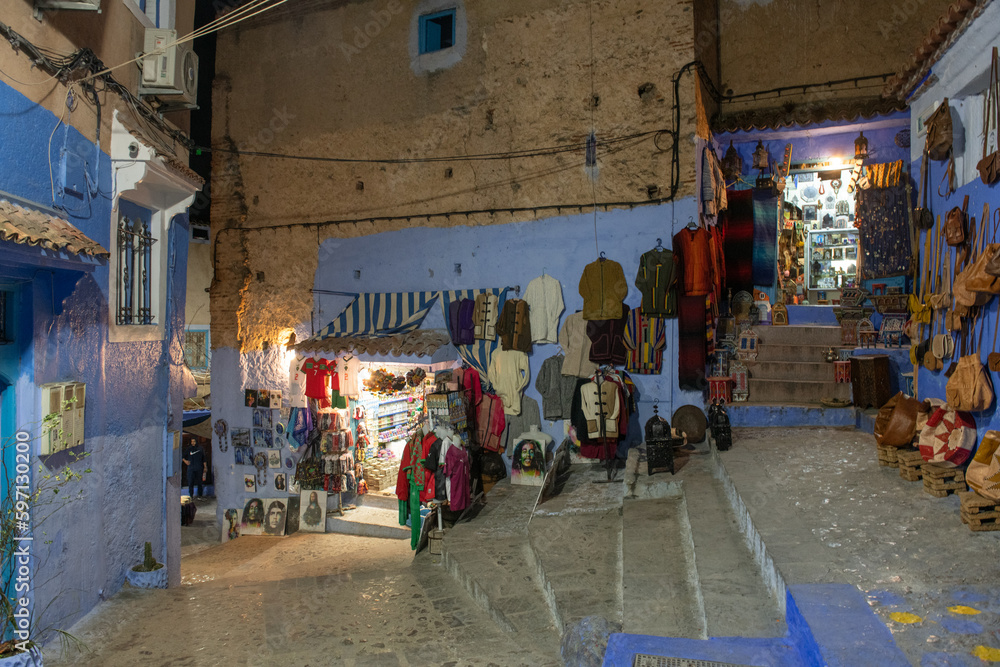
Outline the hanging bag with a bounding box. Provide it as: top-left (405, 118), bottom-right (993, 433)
top-left (954, 210), bottom-right (992, 309)
top-left (989, 303), bottom-right (1000, 372)
top-left (913, 148), bottom-right (934, 231)
top-left (294, 433), bottom-right (326, 490)
top-left (977, 47), bottom-right (1000, 186)
top-left (967, 203), bottom-right (1000, 295)
top-left (874, 391), bottom-right (922, 448)
top-left (945, 194), bottom-right (969, 246)
top-left (967, 430), bottom-right (1000, 501)
top-left (946, 312), bottom-right (995, 412)
top-left (925, 98), bottom-right (953, 162)
top-left (918, 403), bottom-right (976, 467)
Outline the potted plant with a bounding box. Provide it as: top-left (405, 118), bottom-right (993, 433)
top-left (125, 542), bottom-right (167, 589)
top-left (0, 407), bottom-right (91, 664)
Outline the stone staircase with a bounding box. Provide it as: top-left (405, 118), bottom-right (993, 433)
top-left (747, 324), bottom-right (851, 405)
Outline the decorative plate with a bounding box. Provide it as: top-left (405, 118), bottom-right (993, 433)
top-left (800, 185), bottom-right (819, 203)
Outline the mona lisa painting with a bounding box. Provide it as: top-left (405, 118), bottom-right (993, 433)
top-left (299, 489), bottom-right (327, 533)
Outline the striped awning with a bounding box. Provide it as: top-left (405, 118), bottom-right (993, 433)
top-left (0, 199), bottom-right (109, 258)
top-left (439, 287), bottom-right (508, 380)
top-left (310, 291), bottom-right (440, 339)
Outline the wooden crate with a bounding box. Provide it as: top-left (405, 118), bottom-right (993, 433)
top-left (958, 491), bottom-right (1000, 531)
top-left (897, 450), bottom-right (925, 481)
top-left (876, 443), bottom-right (902, 468)
top-left (922, 464), bottom-right (966, 497)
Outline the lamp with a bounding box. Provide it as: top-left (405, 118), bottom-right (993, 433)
top-left (752, 140), bottom-right (769, 171)
top-left (721, 140), bottom-right (742, 182)
top-left (854, 131), bottom-right (869, 160)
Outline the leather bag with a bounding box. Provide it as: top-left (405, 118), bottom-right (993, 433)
top-left (954, 212), bottom-right (993, 309)
top-left (967, 430), bottom-right (1000, 501)
top-left (967, 204), bottom-right (1000, 295)
top-left (913, 149), bottom-right (934, 231)
top-left (978, 47), bottom-right (1000, 186)
top-left (874, 392), bottom-right (922, 448)
top-left (945, 313), bottom-right (995, 412)
top-left (918, 403), bottom-right (976, 468)
top-left (925, 98), bottom-right (953, 162)
top-left (945, 195), bottom-right (969, 246)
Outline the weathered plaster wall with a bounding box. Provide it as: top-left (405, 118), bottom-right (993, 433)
top-left (0, 75), bottom-right (187, 638)
top-left (717, 0), bottom-right (955, 114)
top-left (186, 241), bottom-right (212, 328)
top-left (211, 0), bottom-right (704, 351)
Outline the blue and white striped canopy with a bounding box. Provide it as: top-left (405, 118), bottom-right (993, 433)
top-left (312, 291), bottom-right (441, 339)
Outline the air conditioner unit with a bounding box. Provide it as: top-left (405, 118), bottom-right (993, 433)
top-left (139, 29), bottom-right (199, 108)
top-left (34, 0), bottom-right (100, 12)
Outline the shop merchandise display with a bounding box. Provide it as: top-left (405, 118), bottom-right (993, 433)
top-left (622, 309), bottom-right (666, 374)
top-left (497, 298), bottom-right (533, 353)
top-left (579, 257), bottom-right (628, 320)
top-left (587, 306), bottom-right (630, 366)
top-left (558, 312), bottom-right (599, 378)
top-left (487, 349), bottom-right (530, 415)
top-left (473, 292), bottom-right (500, 340)
top-left (501, 397), bottom-right (542, 455)
top-left (535, 354), bottom-right (578, 420)
top-left (634, 244), bottom-right (678, 317)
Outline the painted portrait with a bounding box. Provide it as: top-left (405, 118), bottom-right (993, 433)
top-left (299, 490), bottom-right (327, 533)
top-left (262, 498), bottom-right (287, 536)
top-left (241, 497), bottom-right (265, 536)
top-left (223, 508), bottom-right (241, 542)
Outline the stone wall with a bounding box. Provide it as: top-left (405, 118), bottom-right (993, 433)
top-left (211, 0), bottom-right (705, 351)
top-left (717, 0), bottom-right (955, 117)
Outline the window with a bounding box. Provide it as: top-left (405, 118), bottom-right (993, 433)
top-left (184, 329), bottom-right (209, 369)
top-left (191, 224), bottom-right (210, 243)
top-left (419, 9), bottom-right (456, 54)
top-left (42, 382), bottom-right (86, 455)
top-left (116, 200), bottom-right (158, 326)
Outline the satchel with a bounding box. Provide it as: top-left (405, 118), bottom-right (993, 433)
top-left (912, 149), bottom-right (934, 231)
top-left (918, 404), bottom-right (976, 468)
top-left (978, 47), bottom-right (1000, 186)
top-left (945, 195), bottom-right (969, 246)
top-left (925, 98), bottom-right (953, 162)
top-left (966, 204), bottom-right (1000, 295)
top-left (945, 313), bottom-right (995, 412)
top-left (953, 212), bottom-right (992, 309)
top-left (874, 392), bottom-right (921, 448)
top-left (294, 436), bottom-right (326, 490)
top-left (967, 430), bottom-right (1000, 501)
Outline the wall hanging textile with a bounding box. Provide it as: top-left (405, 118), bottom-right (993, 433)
top-left (751, 190), bottom-right (778, 286)
top-left (721, 189), bottom-right (754, 293)
top-left (678, 295), bottom-right (708, 391)
top-left (855, 183), bottom-right (913, 278)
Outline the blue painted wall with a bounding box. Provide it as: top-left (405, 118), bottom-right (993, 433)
top-left (0, 80), bottom-right (183, 641)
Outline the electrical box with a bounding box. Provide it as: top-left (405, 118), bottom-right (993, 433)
top-left (139, 29), bottom-right (199, 108)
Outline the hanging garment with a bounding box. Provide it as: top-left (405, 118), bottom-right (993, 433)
top-left (524, 274), bottom-right (565, 344)
top-left (448, 299), bottom-right (476, 346)
top-left (396, 432), bottom-right (431, 549)
top-left (634, 248), bottom-right (678, 317)
top-left (558, 312), bottom-right (599, 378)
top-left (587, 306), bottom-right (629, 366)
top-left (473, 293), bottom-right (500, 340)
top-left (702, 145), bottom-right (728, 217)
top-left (460, 366), bottom-right (483, 408)
top-left (301, 357), bottom-right (333, 408)
top-left (501, 397), bottom-right (542, 455)
top-left (752, 189), bottom-right (779, 286)
top-left (497, 298), bottom-right (533, 353)
top-left (338, 355), bottom-right (361, 398)
top-left (673, 227), bottom-right (714, 296)
top-left (443, 444), bottom-right (471, 512)
top-left (721, 189), bottom-right (754, 293)
top-left (422, 435), bottom-right (448, 502)
top-left (579, 258), bottom-right (628, 320)
top-left (288, 357), bottom-right (308, 408)
top-left (487, 349), bottom-right (530, 415)
top-left (475, 392), bottom-right (507, 453)
top-left (535, 354), bottom-right (578, 420)
top-left (678, 295), bottom-right (708, 391)
top-left (622, 309), bottom-right (666, 374)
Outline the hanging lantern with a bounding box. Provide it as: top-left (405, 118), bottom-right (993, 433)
top-left (721, 140), bottom-right (743, 182)
top-left (854, 131), bottom-right (869, 160)
top-left (752, 140), bottom-right (769, 171)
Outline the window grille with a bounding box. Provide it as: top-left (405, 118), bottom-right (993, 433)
top-left (117, 214), bottom-right (157, 325)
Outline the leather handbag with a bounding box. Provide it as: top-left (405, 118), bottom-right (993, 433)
top-left (874, 392), bottom-right (922, 448)
top-left (989, 304), bottom-right (1000, 372)
top-left (967, 430), bottom-right (1000, 501)
top-left (925, 98), bottom-right (953, 162)
top-left (945, 313), bottom-right (995, 412)
top-left (967, 203), bottom-right (1000, 295)
top-left (913, 149), bottom-right (934, 231)
top-left (954, 212), bottom-right (993, 309)
top-left (978, 47), bottom-right (1000, 186)
top-left (918, 403), bottom-right (976, 468)
top-left (945, 195), bottom-right (969, 246)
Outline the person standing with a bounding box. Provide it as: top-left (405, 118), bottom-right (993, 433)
top-left (183, 439), bottom-right (205, 498)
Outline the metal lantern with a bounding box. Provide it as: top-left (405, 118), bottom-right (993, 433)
top-left (752, 140), bottom-right (769, 170)
top-left (855, 131), bottom-right (869, 160)
top-left (708, 400), bottom-right (733, 451)
top-left (721, 140), bottom-right (742, 182)
top-left (644, 402), bottom-right (674, 476)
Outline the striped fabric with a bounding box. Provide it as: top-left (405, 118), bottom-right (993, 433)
top-left (313, 292), bottom-right (440, 339)
top-left (440, 288), bottom-right (509, 382)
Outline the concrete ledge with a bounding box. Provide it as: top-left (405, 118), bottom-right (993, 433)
top-left (726, 404), bottom-right (857, 427)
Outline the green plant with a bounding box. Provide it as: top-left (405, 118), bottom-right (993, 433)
top-left (0, 403), bottom-right (91, 658)
top-left (131, 542), bottom-right (162, 573)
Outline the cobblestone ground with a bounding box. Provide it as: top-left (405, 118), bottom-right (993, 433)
top-left (45, 532), bottom-right (560, 667)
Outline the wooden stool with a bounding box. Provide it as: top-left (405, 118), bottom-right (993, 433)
top-left (850, 355), bottom-right (892, 409)
top-left (834, 360), bottom-right (851, 383)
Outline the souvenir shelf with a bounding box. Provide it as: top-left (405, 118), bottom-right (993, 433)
top-left (806, 228), bottom-right (858, 298)
top-left (426, 391), bottom-right (471, 447)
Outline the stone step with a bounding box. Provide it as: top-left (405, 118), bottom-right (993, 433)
top-left (530, 463), bottom-right (624, 635)
top-left (325, 504), bottom-right (410, 540)
top-left (750, 360), bottom-right (838, 382)
top-left (754, 324), bottom-right (844, 346)
top-left (753, 343), bottom-right (845, 363)
top-left (724, 403), bottom-right (858, 428)
top-left (747, 378), bottom-right (852, 404)
top-left (621, 495), bottom-right (706, 638)
top-left (682, 456), bottom-right (787, 639)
